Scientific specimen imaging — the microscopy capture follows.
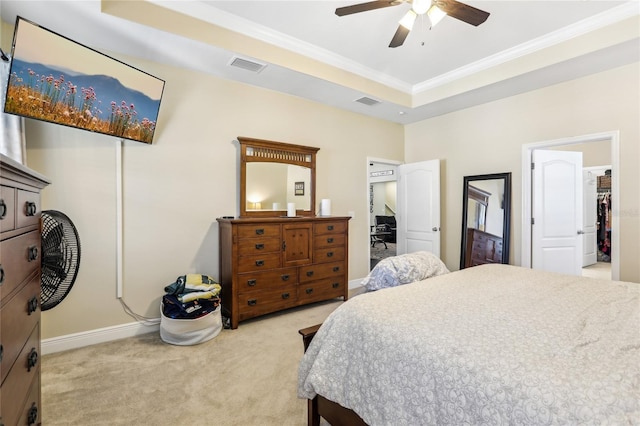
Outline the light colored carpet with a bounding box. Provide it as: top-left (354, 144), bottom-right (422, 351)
top-left (41, 298), bottom-right (345, 425)
top-left (582, 261), bottom-right (612, 280)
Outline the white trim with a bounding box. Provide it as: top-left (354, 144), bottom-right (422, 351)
top-left (367, 157), bottom-right (403, 166)
top-left (521, 131), bottom-right (620, 280)
top-left (149, 1), bottom-right (637, 94)
top-left (41, 320), bottom-right (160, 355)
top-left (116, 140), bottom-right (123, 298)
top-left (348, 278), bottom-right (364, 291)
top-left (148, 0), bottom-right (411, 92)
top-left (413, 2), bottom-right (639, 94)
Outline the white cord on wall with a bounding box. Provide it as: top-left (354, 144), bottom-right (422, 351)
top-left (115, 139), bottom-right (159, 325)
top-left (116, 139), bottom-right (123, 298)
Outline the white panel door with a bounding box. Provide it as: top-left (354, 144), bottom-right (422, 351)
top-left (582, 170), bottom-right (598, 267)
top-left (532, 150), bottom-right (583, 275)
top-left (397, 160), bottom-right (440, 257)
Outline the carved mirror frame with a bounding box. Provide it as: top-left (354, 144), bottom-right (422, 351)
top-left (238, 136), bottom-right (319, 218)
top-left (460, 172), bottom-right (512, 269)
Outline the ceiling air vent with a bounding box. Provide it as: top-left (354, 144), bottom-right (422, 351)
top-left (355, 96), bottom-right (380, 106)
top-left (229, 56), bottom-right (267, 73)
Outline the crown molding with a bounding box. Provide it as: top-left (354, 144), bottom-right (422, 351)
top-left (149, 1), bottom-right (637, 98)
top-left (149, 0), bottom-right (413, 93)
top-left (412, 1), bottom-right (640, 95)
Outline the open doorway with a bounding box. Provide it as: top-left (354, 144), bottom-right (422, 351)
top-left (583, 165), bottom-right (612, 280)
top-left (522, 131), bottom-right (619, 281)
top-left (368, 159), bottom-right (399, 270)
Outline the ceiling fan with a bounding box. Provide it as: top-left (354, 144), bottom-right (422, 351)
top-left (335, 0), bottom-right (490, 48)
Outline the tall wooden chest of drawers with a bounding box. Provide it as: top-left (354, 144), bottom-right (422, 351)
top-left (465, 228), bottom-right (503, 268)
top-left (217, 216), bottom-right (350, 329)
top-left (1, 154), bottom-right (50, 426)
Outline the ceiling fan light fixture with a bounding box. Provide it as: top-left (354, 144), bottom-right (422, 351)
top-left (412, 0), bottom-right (431, 15)
top-left (427, 4), bottom-right (447, 26)
top-left (399, 9), bottom-right (417, 30)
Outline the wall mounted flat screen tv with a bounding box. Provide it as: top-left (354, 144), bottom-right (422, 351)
top-left (3, 17), bottom-right (165, 144)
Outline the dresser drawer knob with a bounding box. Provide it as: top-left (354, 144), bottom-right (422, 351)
top-left (247, 279), bottom-right (257, 287)
top-left (28, 246), bottom-right (39, 262)
top-left (255, 228), bottom-right (265, 235)
top-left (326, 252), bottom-right (334, 258)
top-left (327, 225), bottom-right (334, 231)
top-left (333, 266), bottom-right (340, 272)
top-left (27, 347), bottom-right (38, 371)
top-left (281, 274), bottom-right (290, 281)
top-left (326, 237), bottom-right (334, 243)
top-left (0, 199), bottom-right (6, 219)
top-left (305, 288), bottom-right (313, 295)
top-left (27, 296), bottom-right (39, 315)
top-left (25, 201), bottom-right (37, 216)
top-left (255, 260), bottom-right (265, 267)
top-left (306, 271), bottom-right (314, 277)
top-left (248, 299), bottom-right (257, 306)
top-left (0, 265), bottom-right (4, 286)
top-left (281, 292), bottom-right (290, 300)
top-left (27, 402), bottom-right (38, 425)
top-left (255, 243), bottom-right (264, 250)
top-left (332, 282), bottom-right (340, 289)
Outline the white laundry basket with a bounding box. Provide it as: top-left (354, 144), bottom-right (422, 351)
top-left (160, 302), bottom-right (222, 346)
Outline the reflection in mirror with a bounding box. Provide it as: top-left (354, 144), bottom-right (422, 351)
top-left (238, 137), bottom-right (319, 218)
top-left (467, 185), bottom-right (490, 231)
top-left (460, 173), bottom-right (511, 269)
top-left (246, 163), bottom-right (311, 211)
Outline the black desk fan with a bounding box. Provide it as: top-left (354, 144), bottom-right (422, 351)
top-left (40, 210), bottom-right (81, 310)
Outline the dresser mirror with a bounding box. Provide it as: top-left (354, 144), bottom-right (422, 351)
top-left (238, 137), bottom-right (319, 218)
top-left (460, 172), bottom-right (511, 269)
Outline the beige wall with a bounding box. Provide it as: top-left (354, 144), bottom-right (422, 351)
top-left (20, 53), bottom-right (403, 339)
top-left (405, 62), bottom-right (640, 282)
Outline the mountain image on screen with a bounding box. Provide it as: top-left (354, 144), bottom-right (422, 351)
top-left (8, 59), bottom-right (161, 122)
top-left (5, 59), bottom-right (162, 143)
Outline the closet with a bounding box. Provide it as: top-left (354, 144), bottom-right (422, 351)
top-left (597, 172), bottom-right (612, 262)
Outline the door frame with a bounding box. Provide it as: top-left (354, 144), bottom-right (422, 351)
top-left (521, 131), bottom-right (620, 280)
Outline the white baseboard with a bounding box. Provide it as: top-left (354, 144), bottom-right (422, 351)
top-left (349, 278), bottom-right (364, 290)
top-left (43, 281), bottom-right (365, 355)
top-left (42, 319), bottom-right (160, 355)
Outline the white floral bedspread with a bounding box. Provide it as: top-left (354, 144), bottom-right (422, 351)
top-left (298, 264), bottom-right (640, 425)
top-left (362, 251), bottom-right (450, 292)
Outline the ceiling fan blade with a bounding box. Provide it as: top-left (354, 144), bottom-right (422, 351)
top-left (435, 0), bottom-right (490, 26)
top-left (389, 24), bottom-right (410, 48)
top-left (335, 1), bottom-right (402, 17)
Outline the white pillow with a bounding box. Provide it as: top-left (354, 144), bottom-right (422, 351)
top-left (362, 251), bottom-right (449, 292)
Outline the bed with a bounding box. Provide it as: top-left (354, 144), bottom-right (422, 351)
top-left (298, 263), bottom-right (640, 425)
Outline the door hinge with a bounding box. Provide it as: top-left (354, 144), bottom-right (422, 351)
top-left (531, 163), bottom-right (535, 170)
top-left (531, 218), bottom-right (535, 225)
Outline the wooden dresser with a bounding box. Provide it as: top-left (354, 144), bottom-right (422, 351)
top-left (1, 154), bottom-right (50, 426)
top-left (217, 216), bottom-right (350, 329)
top-left (465, 228), bottom-right (503, 268)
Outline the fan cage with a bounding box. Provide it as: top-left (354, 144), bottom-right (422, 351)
top-left (41, 210), bottom-right (81, 311)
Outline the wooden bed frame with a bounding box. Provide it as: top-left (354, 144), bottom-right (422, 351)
top-left (299, 325), bottom-right (367, 426)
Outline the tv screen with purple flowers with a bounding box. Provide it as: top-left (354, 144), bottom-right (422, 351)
top-left (3, 16), bottom-right (165, 144)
